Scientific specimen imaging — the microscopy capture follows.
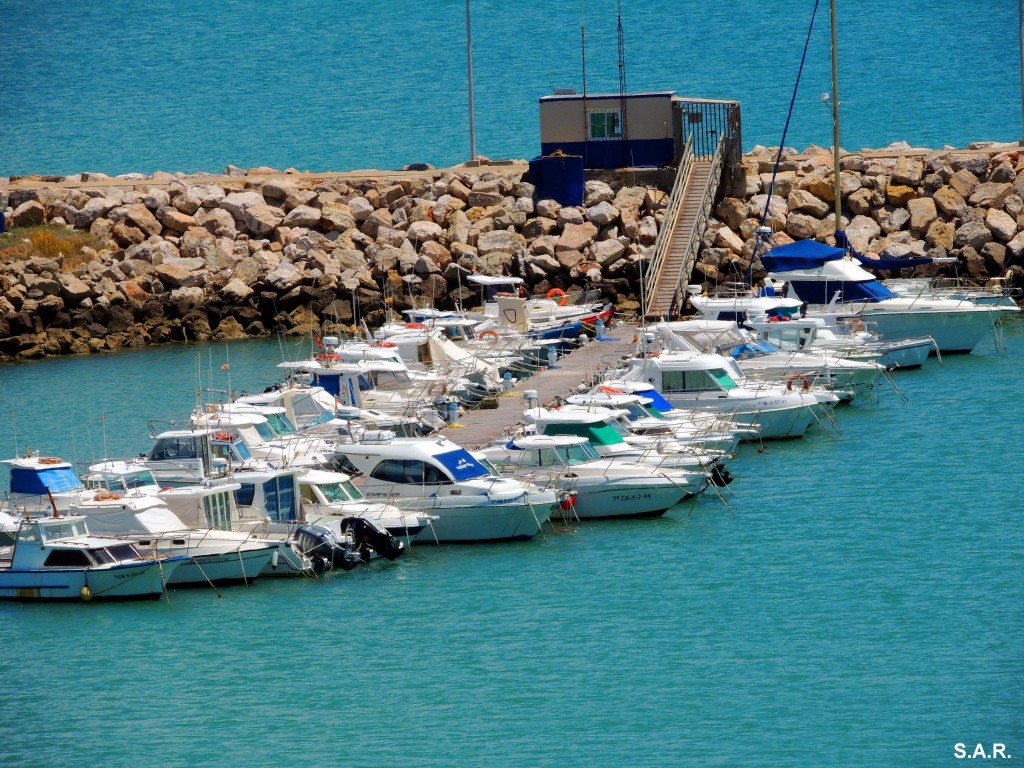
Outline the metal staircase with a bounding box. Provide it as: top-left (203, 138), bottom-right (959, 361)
top-left (642, 136), bottom-right (727, 319)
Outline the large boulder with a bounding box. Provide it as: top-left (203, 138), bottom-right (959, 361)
top-left (196, 207), bottom-right (237, 238)
top-left (932, 186), bottom-right (966, 217)
top-left (786, 189), bottom-right (830, 217)
top-left (477, 229), bottom-right (527, 256)
top-left (220, 190), bottom-right (265, 218)
top-left (586, 201), bottom-right (620, 226)
top-left (953, 220), bottom-right (993, 251)
top-left (243, 204), bottom-right (284, 236)
top-left (11, 200), bottom-right (45, 226)
top-left (844, 215), bottom-right (881, 252)
top-left (407, 220), bottom-right (444, 244)
top-left (968, 182), bottom-right (1013, 209)
top-left (556, 222), bottom-right (598, 254)
top-left (907, 197), bottom-right (938, 231)
top-left (282, 205), bottom-right (322, 228)
top-left (320, 202), bottom-right (357, 231)
top-left (892, 156), bottom-right (925, 186)
top-left (157, 206), bottom-right (196, 233)
top-left (986, 208), bottom-right (1018, 243)
top-left (122, 203), bottom-right (163, 237)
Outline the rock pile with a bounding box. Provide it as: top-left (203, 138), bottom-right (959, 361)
top-left (697, 144), bottom-right (1024, 289)
top-left (0, 170), bottom-right (668, 360)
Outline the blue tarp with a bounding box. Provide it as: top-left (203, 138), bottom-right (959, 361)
top-left (835, 231), bottom-right (934, 271)
top-left (435, 448), bottom-right (490, 481)
top-left (761, 240), bottom-right (845, 272)
top-left (633, 388), bottom-right (675, 414)
top-left (10, 466), bottom-right (82, 494)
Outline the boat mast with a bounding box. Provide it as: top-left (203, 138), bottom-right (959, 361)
top-left (829, 0), bottom-right (842, 234)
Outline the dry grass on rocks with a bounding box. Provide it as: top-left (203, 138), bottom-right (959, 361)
top-left (0, 225), bottom-right (101, 272)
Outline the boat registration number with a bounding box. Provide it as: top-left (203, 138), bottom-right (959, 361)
top-left (612, 493), bottom-right (652, 502)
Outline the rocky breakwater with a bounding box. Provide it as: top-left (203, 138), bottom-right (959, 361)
top-left (0, 168), bottom-right (670, 361)
top-left (694, 143), bottom-right (1024, 293)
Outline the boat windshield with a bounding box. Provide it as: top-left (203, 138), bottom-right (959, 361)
top-left (553, 443), bottom-right (599, 465)
top-left (39, 520), bottom-right (87, 543)
top-left (624, 403), bottom-right (661, 421)
top-left (104, 470), bottom-right (157, 491)
top-left (253, 422), bottom-right (276, 441)
top-left (315, 481), bottom-right (358, 503)
top-left (263, 413), bottom-right (297, 435)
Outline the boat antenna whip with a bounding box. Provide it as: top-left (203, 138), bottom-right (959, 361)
top-left (748, 0), bottom-right (821, 288)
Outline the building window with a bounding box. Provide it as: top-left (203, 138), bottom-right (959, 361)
top-left (588, 110), bottom-right (623, 141)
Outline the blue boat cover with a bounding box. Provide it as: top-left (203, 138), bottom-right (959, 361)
top-left (436, 448), bottom-right (490, 481)
top-left (10, 466), bottom-right (82, 494)
top-left (633, 388), bottom-right (675, 413)
top-left (831, 232), bottom-right (936, 271)
top-left (761, 240), bottom-right (845, 272)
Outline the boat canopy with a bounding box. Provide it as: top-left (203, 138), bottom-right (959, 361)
top-left (630, 388), bottom-right (675, 414)
top-left (435, 448), bottom-right (491, 481)
top-left (762, 240), bottom-right (845, 271)
top-left (764, 235), bottom-right (935, 275)
top-left (10, 466), bottom-right (82, 495)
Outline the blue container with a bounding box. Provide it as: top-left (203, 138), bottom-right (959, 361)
top-left (530, 154), bottom-right (584, 206)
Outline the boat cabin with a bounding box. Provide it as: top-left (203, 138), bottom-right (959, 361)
top-left (146, 429), bottom-right (232, 484)
top-left (7, 515), bottom-right (144, 569)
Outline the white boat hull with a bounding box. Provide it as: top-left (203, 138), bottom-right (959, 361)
top-left (857, 305), bottom-right (1011, 353)
top-left (0, 559), bottom-right (182, 601)
top-left (554, 478), bottom-right (690, 519)
top-left (383, 495), bottom-right (555, 542)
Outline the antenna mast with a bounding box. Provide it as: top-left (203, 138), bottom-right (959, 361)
top-left (581, 0), bottom-right (588, 164)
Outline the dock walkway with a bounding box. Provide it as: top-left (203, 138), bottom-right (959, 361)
top-left (439, 323), bottom-right (639, 449)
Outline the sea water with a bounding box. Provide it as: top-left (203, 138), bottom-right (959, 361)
top-left (1, 0), bottom-right (1021, 176)
top-left (0, 318), bottom-right (1021, 767)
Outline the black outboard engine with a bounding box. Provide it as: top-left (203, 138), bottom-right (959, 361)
top-left (294, 524), bottom-right (361, 572)
top-left (709, 462), bottom-right (734, 488)
top-left (341, 516), bottom-right (406, 562)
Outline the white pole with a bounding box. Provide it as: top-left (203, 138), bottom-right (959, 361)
top-left (1019, 0), bottom-right (1024, 142)
top-left (466, 0), bottom-right (477, 161)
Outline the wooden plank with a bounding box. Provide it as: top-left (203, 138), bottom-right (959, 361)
top-left (438, 323), bottom-right (639, 449)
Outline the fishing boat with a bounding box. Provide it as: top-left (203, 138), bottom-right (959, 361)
top-left (0, 514), bottom-right (187, 601)
top-left (478, 434), bottom-right (701, 519)
top-left (333, 432), bottom-right (557, 542)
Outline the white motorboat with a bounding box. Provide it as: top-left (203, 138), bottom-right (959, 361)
top-left (297, 467), bottom-right (437, 543)
top-left (478, 434), bottom-right (701, 519)
top-left (758, 240), bottom-right (1019, 353)
top-left (333, 432), bottom-right (557, 542)
top-left (0, 514), bottom-right (187, 601)
top-left (664, 318), bottom-right (886, 395)
top-left (603, 326), bottom-right (832, 440)
top-left (9, 456), bottom-right (279, 586)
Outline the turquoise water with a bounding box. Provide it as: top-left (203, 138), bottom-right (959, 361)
top-left (2, 0), bottom-right (1021, 176)
top-left (0, 320), bottom-right (1021, 767)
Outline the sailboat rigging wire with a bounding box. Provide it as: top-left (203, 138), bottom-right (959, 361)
top-left (749, 0), bottom-right (822, 285)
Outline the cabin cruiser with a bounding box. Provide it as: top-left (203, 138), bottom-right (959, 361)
top-left (7, 456), bottom-right (279, 586)
top-left (757, 239), bottom-right (1020, 353)
top-left (333, 432), bottom-right (558, 542)
top-left (297, 468), bottom-right (437, 543)
top-left (602, 325), bottom-right (833, 439)
top-left (663, 318), bottom-right (886, 395)
top-left (478, 435), bottom-right (702, 519)
top-left (0, 514), bottom-right (187, 601)
top-left (521, 406), bottom-right (718, 478)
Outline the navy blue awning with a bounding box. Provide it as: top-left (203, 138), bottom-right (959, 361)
top-left (761, 240), bottom-right (845, 272)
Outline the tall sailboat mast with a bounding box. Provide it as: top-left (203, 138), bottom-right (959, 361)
top-left (829, 0), bottom-right (842, 234)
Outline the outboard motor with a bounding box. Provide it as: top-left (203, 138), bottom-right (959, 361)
top-left (294, 524), bottom-right (361, 572)
top-left (341, 516), bottom-right (406, 562)
top-left (709, 462), bottom-right (734, 488)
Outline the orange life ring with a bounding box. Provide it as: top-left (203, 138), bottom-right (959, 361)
top-left (376, 341), bottom-right (397, 348)
top-left (38, 456), bottom-right (62, 465)
top-left (479, 329), bottom-right (499, 339)
top-left (786, 374), bottom-right (811, 392)
top-left (316, 353), bottom-right (340, 362)
top-left (159, 486), bottom-right (174, 492)
top-left (213, 432), bottom-right (233, 441)
top-left (406, 322), bottom-right (426, 329)
top-left (849, 320), bottom-right (864, 333)
top-left (546, 288), bottom-right (567, 306)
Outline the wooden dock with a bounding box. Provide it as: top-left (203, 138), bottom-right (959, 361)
top-left (439, 323), bottom-right (639, 449)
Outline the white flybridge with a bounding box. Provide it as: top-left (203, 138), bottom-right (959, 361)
top-left (602, 324), bottom-right (834, 440)
top-left (757, 240), bottom-right (1020, 353)
top-left (333, 432), bottom-right (558, 543)
top-left (478, 434), bottom-right (701, 519)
